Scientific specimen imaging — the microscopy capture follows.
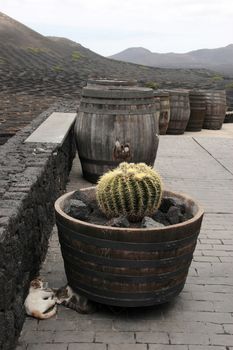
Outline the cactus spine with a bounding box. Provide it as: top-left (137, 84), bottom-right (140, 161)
top-left (96, 162), bottom-right (163, 222)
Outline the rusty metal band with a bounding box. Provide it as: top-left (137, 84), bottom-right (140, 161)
top-left (66, 278), bottom-right (186, 307)
top-left (63, 260), bottom-right (190, 283)
top-left (59, 241), bottom-right (193, 268)
top-left (57, 221), bottom-right (199, 251)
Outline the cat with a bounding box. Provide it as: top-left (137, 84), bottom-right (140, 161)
top-left (55, 285), bottom-right (96, 314)
top-left (24, 278), bottom-right (57, 320)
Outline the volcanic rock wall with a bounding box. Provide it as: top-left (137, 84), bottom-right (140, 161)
top-left (0, 101), bottom-right (77, 350)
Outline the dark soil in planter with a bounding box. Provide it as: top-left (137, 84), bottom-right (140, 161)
top-left (63, 189), bottom-right (193, 228)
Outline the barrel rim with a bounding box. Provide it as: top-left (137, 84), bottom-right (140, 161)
top-left (55, 188), bottom-right (204, 233)
top-left (87, 79), bottom-right (137, 86)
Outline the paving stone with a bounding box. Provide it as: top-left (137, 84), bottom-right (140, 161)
top-left (189, 346), bottom-right (226, 350)
top-left (209, 334), bottom-right (233, 346)
top-left (54, 331), bottom-right (95, 343)
top-left (136, 332), bottom-right (169, 344)
top-left (76, 318), bottom-right (114, 331)
top-left (20, 330), bottom-right (54, 343)
top-left (169, 332), bottom-right (210, 345)
top-left (95, 331), bottom-right (135, 344)
top-left (162, 310), bottom-right (233, 323)
top-left (223, 324), bottom-right (233, 334)
top-left (37, 320), bottom-right (76, 331)
top-left (68, 344), bottom-right (106, 350)
top-left (149, 346), bottom-right (188, 350)
top-left (22, 318), bottom-right (38, 331)
top-left (112, 319), bottom-right (152, 332)
top-left (27, 344), bottom-right (68, 350)
top-left (109, 345), bottom-right (147, 350)
top-left (109, 345), bottom-right (146, 350)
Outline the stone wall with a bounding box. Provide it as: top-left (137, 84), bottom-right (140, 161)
top-left (0, 101), bottom-right (77, 350)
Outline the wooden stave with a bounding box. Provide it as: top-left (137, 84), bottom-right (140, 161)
top-left (166, 90), bottom-right (190, 135)
top-left (186, 91), bottom-right (206, 131)
top-left (202, 90), bottom-right (227, 130)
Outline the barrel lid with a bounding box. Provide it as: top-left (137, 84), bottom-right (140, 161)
top-left (87, 79), bottom-right (137, 87)
top-left (82, 85), bottom-right (154, 99)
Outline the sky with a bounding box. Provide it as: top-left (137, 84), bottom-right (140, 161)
top-left (0, 0), bottom-right (233, 56)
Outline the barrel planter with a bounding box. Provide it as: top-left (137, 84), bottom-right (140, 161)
top-left (166, 90), bottom-right (190, 135)
top-left (186, 90), bottom-right (206, 131)
top-left (55, 188), bottom-right (204, 307)
top-left (154, 91), bottom-right (170, 135)
top-left (75, 82), bottom-right (159, 183)
top-left (202, 90), bottom-right (227, 130)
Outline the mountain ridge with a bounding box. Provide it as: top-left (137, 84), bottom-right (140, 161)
top-left (0, 11), bottom-right (232, 93)
top-left (110, 45), bottom-right (233, 75)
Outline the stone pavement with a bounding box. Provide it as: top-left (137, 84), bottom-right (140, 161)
top-left (17, 133), bottom-right (233, 350)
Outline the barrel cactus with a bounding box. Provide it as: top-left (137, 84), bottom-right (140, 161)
top-left (96, 162), bottom-right (163, 222)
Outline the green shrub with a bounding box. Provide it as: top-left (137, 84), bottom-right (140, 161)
top-left (52, 64), bottom-right (64, 72)
top-left (144, 81), bottom-right (160, 89)
top-left (26, 47), bottom-right (46, 54)
top-left (211, 74), bottom-right (223, 81)
top-left (71, 51), bottom-right (83, 61)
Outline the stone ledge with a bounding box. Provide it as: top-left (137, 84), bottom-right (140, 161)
top-left (24, 112), bottom-right (77, 144)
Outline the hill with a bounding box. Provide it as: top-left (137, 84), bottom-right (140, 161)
top-left (1, 11), bottom-right (233, 145)
top-left (1, 11), bottom-right (232, 95)
top-left (110, 45), bottom-right (233, 76)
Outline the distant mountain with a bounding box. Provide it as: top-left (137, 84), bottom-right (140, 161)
top-left (110, 45), bottom-right (233, 75)
top-left (0, 11), bottom-right (232, 94)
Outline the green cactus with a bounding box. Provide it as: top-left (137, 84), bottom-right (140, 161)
top-left (96, 162), bottom-right (163, 222)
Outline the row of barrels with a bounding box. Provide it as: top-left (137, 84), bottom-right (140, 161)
top-left (154, 89), bottom-right (227, 135)
top-left (75, 80), bottom-right (226, 183)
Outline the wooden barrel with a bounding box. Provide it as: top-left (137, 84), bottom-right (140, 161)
top-left (202, 90), bottom-right (226, 130)
top-left (55, 188), bottom-right (204, 307)
top-left (166, 90), bottom-right (190, 135)
top-left (75, 82), bottom-right (159, 183)
top-left (226, 89), bottom-right (233, 111)
top-left (154, 91), bottom-right (170, 134)
top-left (186, 90), bottom-right (206, 131)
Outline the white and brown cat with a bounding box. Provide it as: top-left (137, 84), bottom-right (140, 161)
top-left (24, 278), bottom-right (57, 320)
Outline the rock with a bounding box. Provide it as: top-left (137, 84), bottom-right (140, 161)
top-left (181, 211), bottom-right (193, 222)
top-left (72, 190), bottom-right (97, 210)
top-left (68, 199), bottom-right (91, 221)
top-left (159, 197), bottom-right (177, 213)
top-left (141, 216), bottom-right (165, 228)
top-left (167, 206), bottom-right (182, 225)
top-left (89, 208), bottom-right (109, 226)
top-left (108, 216), bottom-right (130, 228)
top-left (153, 210), bottom-right (170, 226)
